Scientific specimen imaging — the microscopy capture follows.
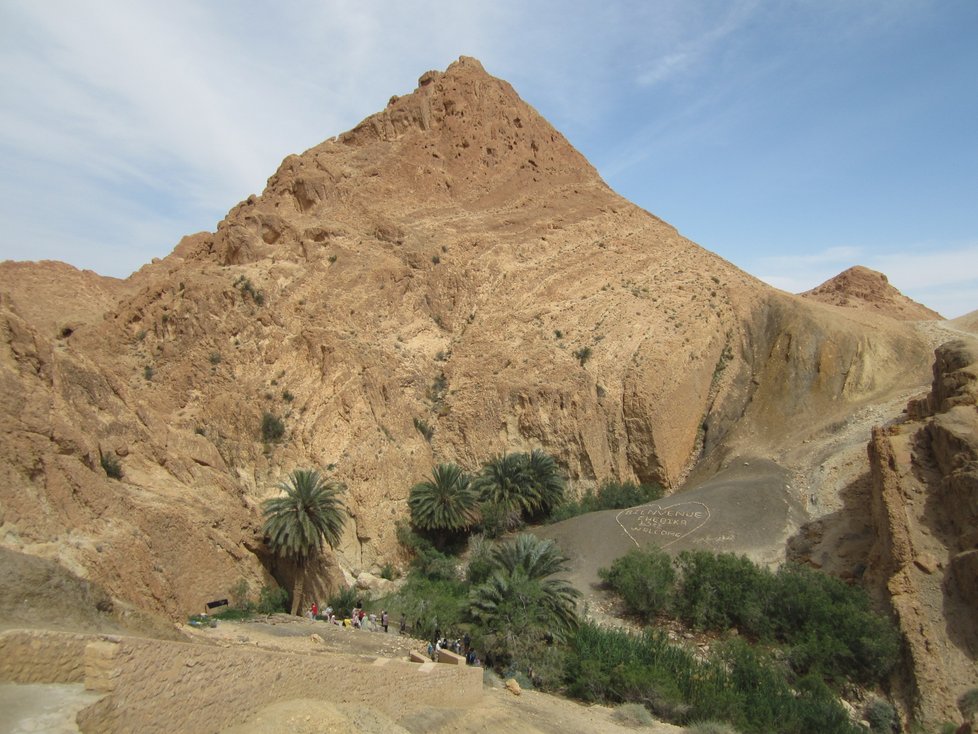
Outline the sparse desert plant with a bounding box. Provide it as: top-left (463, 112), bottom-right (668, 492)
top-left (209, 351), bottom-right (221, 365)
top-left (100, 453), bottom-right (123, 480)
top-left (143, 364), bottom-right (154, 381)
top-left (413, 416), bottom-right (434, 442)
top-left (865, 697), bottom-right (898, 733)
top-left (612, 702), bottom-right (655, 726)
top-left (326, 585), bottom-right (360, 617)
top-left (573, 345), bottom-right (592, 366)
top-left (260, 412), bottom-right (285, 442)
top-left (256, 585), bottom-right (288, 615)
top-left (959, 688), bottom-right (978, 721)
top-left (229, 579), bottom-right (253, 610)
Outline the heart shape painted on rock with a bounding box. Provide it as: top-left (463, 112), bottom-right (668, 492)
top-left (616, 501), bottom-right (712, 549)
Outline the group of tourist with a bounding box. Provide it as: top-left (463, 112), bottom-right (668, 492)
top-left (305, 600), bottom-right (391, 633)
top-left (303, 600), bottom-right (481, 666)
top-left (427, 632), bottom-right (482, 667)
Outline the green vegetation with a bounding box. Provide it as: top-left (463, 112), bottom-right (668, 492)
top-left (548, 479), bottom-right (664, 522)
top-left (100, 453), bottom-right (123, 480)
top-left (612, 702), bottom-right (656, 727)
top-left (573, 345), bottom-right (592, 366)
top-left (209, 351), bottom-right (222, 365)
top-left (261, 469), bottom-right (347, 615)
top-left (601, 547), bottom-right (901, 686)
top-left (599, 548), bottom-right (675, 621)
top-left (234, 275), bottom-right (265, 305)
top-left (143, 364), bottom-right (154, 381)
top-left (468, 535), bottom-right (580, 665)
top-left (473, 451), bottom-right (565, 534)
top-left (257, 585), bottom-right (289, 615)
top-left (260, 412), bottom-right (285, 442)
top-left (565, 623), bottom-right (858, 733)
top-left (413, 416), bottom-right (434, 442)
top-left (408, 463), bottom-right (480, 538)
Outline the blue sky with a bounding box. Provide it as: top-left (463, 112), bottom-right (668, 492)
top-left (1, 1), bottom-right (976, 316)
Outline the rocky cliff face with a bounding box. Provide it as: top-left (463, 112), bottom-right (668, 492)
top-left (0, 57), bottom-right (939, 623)
top-left (865, 340), bottom-right (978, 727)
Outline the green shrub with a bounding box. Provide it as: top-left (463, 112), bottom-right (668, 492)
top-left (100, 453), bottom-right (123, 480)
top-left (413, 417), bottom-right (434, 442)
top-left (865, 697), bottom-right (898, 733)
top-left (613, 702), bottom-right (655, 727)
top-left (209, 351), bottom-right (222, 365)
top-left (673, 551), bottom-right (774, 637)
top-left (379, 562), bottom-right (397, 581)
top-left (327, 585), bottom-right (360, 616)
top-left (385, 573), bottom-right (467, 642)
top-left (229, 579), bottom-right (252, 609)
top-left (769, 564), bottom-right (900, 683)
top-left (959, 688), bottom-right (978, 720)
top-left (573, 346), bottom-right (592, 366)
top-left (684, 722), bottom-right (740, 734)
top-left (548, 480), bottom-right (663, 522)
top-left (256, 585), bottom-right (288, 615)
top-left (465, 534), bottom-right (496, 585)
top-left (562, 622), bottom-right (858, 733)
top-left (599, 547), bottom-right (676, 620)
top-left (143, 365), bottom-right (154, 381)
top-left (261, 412), bottom-right (285, 442)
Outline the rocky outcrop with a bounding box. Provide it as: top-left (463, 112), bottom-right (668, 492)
top-left (801, 265), bottom-right (943, 320)
top-left (865, 340), bottom-right (978, 728)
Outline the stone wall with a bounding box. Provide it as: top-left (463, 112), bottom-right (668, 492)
top-left (0, 630), bottom-right (89, 684)
top-left (0, 629), bottom-right (482, 733)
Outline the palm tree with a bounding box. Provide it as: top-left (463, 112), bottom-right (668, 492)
top-left (523, 449), bottom-right (565, 518)
top-left (408, 463), bottom-right (480, 537)
top-left (468, 534), bottom-right (580, 664)
top-left (474, 452), bottom-right (533, 515)
top-left (262, 468), bottom-right (347, 616)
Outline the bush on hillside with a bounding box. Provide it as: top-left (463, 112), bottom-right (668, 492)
top-left (599, 547), bottom-right (676, 620)
top-left (548, 479), bottom-right (664, 522)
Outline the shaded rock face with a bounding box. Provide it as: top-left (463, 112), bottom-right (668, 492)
top-left (800, 265), bottom-right (943, 320)
top-left (865, 341), bottom-right (978, 727)
top-left (0, 57), bottom-right (936, 621)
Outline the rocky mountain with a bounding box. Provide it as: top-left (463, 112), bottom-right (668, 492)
top-left (1, 56), bottom-right (974, 726)
top-left (800, 265), bottom-right (943, 320)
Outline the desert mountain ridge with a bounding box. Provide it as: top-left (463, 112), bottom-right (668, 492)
top-left (800, 265), bottom-right (943, 320)
top-left (1, 56), bottom-right (975, 727)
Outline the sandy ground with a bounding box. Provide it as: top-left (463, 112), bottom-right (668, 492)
top-left (190, 617), bottom-right (685, 734)
top-left (0, 683), bottom-right (100, 734)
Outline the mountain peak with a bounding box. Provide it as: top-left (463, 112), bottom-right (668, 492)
top-left (800, 265), bottom-right (942, 320)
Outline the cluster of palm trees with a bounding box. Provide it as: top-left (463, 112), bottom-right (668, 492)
top-left (260, 450), bottom-right (577, 653)
top-left (408, 450), bottom-right (566, 539)
top-left (468, 533), bottom-right (580, 661)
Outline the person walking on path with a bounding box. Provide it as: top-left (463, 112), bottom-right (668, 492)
top-left (381, 610), bottom-right (389, 633)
